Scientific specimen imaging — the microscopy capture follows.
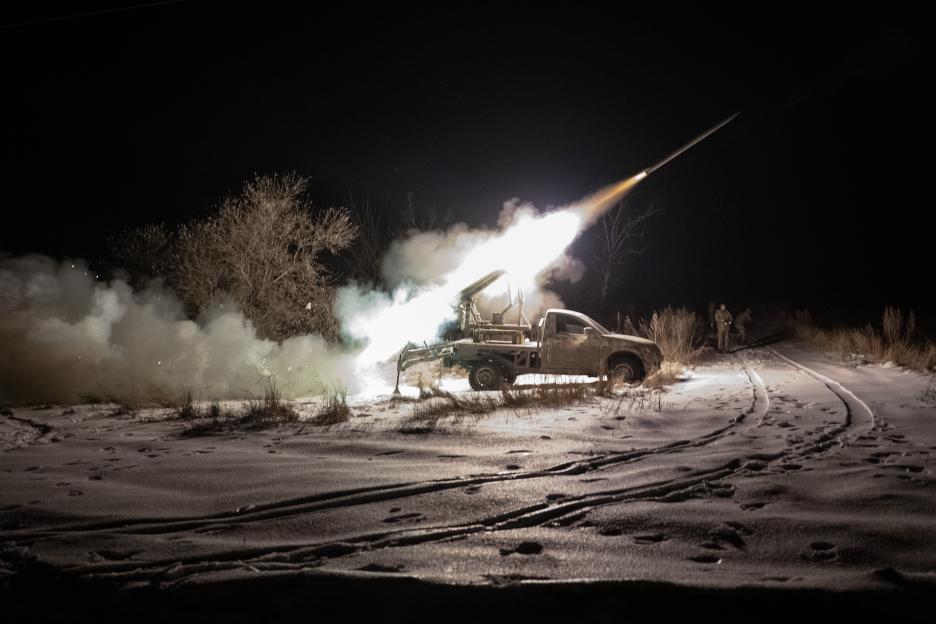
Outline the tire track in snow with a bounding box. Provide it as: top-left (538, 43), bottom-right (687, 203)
top-left (738, 353), bottom-right (771, 426)
top-left (765, 346), bottom-right (877, 455)
top-left (62, 459), bottom-right (749, 584)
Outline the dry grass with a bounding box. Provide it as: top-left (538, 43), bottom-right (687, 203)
top-left (792, 307), bottom-right (936, 372)
top-left (178, 383), bottom-right (299, 436)
top-left (603, 387), bottom-right (663, 420)
top-left (397, 382), bottom-right (595, 434)
top-left (310, 385), bottom-right (352, 426)
top-left (642, 362), bottom-right (683, 390)
top-left (500, 383), bottom-right (594, 409)
top-left (640, 307), bottom-right (703, 364)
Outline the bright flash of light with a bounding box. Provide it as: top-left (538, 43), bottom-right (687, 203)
top-left (347, 172), bottom-right (647, 368)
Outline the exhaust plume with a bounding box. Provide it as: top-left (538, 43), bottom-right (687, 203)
top-left (341, 176), bottom-right (646, 367)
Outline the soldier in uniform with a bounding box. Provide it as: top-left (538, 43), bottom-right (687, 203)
top-left (735, 308), bottom-right (752, 343)
top-left (715, 303), bottom-right (732, 353)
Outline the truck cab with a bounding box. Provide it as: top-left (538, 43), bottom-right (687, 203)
top-left (538, 309), bottom-right (661, 379)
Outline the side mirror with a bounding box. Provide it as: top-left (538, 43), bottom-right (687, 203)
top-left (583, 326), bottom-right (594, 337)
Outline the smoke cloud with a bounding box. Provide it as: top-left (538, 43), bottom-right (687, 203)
top-left (0, 255), bottom-right (352, 404)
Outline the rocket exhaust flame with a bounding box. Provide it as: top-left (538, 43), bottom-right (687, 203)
top-left (346, 113), bottom-right (738, 369)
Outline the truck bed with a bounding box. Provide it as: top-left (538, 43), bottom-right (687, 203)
top-left (452, 338), bottom-right (541, 352)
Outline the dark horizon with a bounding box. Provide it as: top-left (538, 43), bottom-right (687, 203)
top-left (2, 5), bottom-right (933, 329)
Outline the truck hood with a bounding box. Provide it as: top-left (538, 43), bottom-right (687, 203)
top-left (603, 333), bottom-right (657, 346)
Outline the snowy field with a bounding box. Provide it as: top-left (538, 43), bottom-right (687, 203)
top-left (2, 341), bottom-right (935, 621)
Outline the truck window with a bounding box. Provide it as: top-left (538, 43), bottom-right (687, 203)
top-left (555, 314), bottom-right (587, 335)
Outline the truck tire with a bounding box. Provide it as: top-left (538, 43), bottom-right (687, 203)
top-left (469, 361), bottom-right (502, 391)
top-left (609, 355), bottom-right (644, 383)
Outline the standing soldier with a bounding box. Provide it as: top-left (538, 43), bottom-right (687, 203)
top-left (715, 303), bottom-right (732, 353)
top-left (735, 308), bottom-right (752, 343)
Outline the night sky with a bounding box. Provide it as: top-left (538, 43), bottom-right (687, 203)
top-left (2, 5), bottom-right (933, 328)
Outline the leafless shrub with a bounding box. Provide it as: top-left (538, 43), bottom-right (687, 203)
top-left (640, 307), bottom-right (702, 364)
top-left (172, 173), bottom-right (356, 341)
top-left (311, 385), bottom-right (352, 426)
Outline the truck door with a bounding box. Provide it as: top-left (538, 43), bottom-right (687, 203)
top-left (543, 313), bottom-right (600, 374)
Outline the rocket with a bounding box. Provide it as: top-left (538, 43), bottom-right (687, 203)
top-left (642, 112), bottom-right (740, 176)
top-left (579, 112), bottom-right (740, 221)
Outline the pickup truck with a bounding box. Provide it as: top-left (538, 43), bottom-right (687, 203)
top-left (396, 307), bottom-right (663, 391)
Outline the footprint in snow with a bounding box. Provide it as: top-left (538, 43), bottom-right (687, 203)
top-left (802, 541), bottom-right (838, 562)
top-left (500, 541), bottom-right (543, 556)
top-left (633, 533), bottom-right (667, 544)
top-left (382, 512), bottom-right (423, 524)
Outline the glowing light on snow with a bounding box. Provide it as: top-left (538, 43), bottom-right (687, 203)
top-left (347, 173), bottom-right (648, 368)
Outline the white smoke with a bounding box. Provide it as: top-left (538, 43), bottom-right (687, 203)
top-left (337, 200), bottom-right (586, 364)
top-left (0, 255), bottom-right (352, 404)
top-left (381, 199), bottom-right (584, 293)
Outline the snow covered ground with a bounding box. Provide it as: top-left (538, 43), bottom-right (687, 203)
top-left (2, 341), bottom-right (935, 621)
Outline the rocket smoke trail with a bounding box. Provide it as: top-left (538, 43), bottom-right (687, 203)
top-left (574, 112), bottom-right (740, 223)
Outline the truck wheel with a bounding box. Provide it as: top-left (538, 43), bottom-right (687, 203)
top-left (609, 356), bottom-right (643, 384)
top-left (469, 361), bottom-right (502, 391)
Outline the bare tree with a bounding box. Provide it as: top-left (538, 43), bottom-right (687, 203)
top-left (395, 191), bottom-right (451, 236)
top-left (342, 190), bottom-right (452, 282)
top-left (173, 173), bottom-right (356, 341)
top-left (342, 191), bottom-right (389, 282)
top-left (590, 200), bottom-right (659, 307)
